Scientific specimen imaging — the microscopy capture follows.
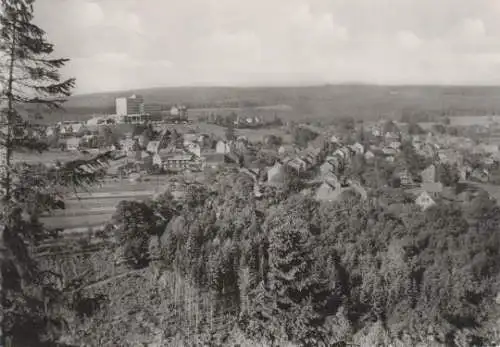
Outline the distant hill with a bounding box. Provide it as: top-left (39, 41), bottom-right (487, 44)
top-left (41, 84), bottom-right (500, 124)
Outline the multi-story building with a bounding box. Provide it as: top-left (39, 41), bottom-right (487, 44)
top-left (115, 94), bottom-right (144, 116)
top-left (141, 103), bottom-right (162, 115)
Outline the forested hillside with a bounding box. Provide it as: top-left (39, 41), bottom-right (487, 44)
top-left (44, 169), bottom-right (500, 346)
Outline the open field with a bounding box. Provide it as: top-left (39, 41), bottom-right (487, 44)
top-left (40, 175), bottom-right (172, 230)
top-left (184, 122), bottom-right (293, 143)
top-left (42, 213), bottom-right (113, 229)
top-left (449, 115), bottom-right (500, 127)
top-left (12, 150), bottom-right (86, 164)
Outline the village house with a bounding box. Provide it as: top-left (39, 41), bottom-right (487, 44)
top-left (325, 155), bottom-right (342, 170)
top-left (197, 134), bottom-right (212, 148)
top-left (323, 171), bottom-right (339, 186)
top-left (382, 146), bottom-right (398, 156)
top-left (395, 168), bottom-right (413, 187)
top-left (334, 147), bottom-right (351, 162)
top-left (350, 142), bottom-right (364, 155)
top-left (415, 191), bottom-right (436, 210)
top-left (60, 122), bottom-right (84, 136)
top-left (315, 178), bottom-right (367, 203)
top-left (330, 135), bottom-right (340, 144)
top-left (216, 140), bottom-right (232, 154)
top-left (278, 144), bottom-right (298, 156)
top-left (146, 140), bottom-right (161, 154)
top-left (80, 134), bottom-right (99, 149)
top-left (153, 152), bottom-right (201, 172)
top-left (482, 157), bottom-right (495, 167)
top-left (421, 182), bottom-right (444, 197)
top-left (388, 141), bottom-right (401, 150)
top-left (201, 153), bottom-right (226, 170)
top-left (45, 126), bottom-right (55, 137)
top-left (364, 150), bottom-right (375, 161)
top-left (301, 155), bottom-right (315, 170)
top-left (371, 125), bottom-right (382, 137)
top-left (320, 161), bottom-right (335, 177)
top-left (120, 137), bottom-right (136, 154)
top-left (421, 164), bottom-right (438, 183)
top-left (66, 137), bottom-right (80, 151)
top-left (186, 142), bottom-right (201, 157)
top-left (384, 131), bottom-right (400, 143)
top-left (285, 157), bottom-right (307, 175)
top-left (407, 181), bottom-right (443, 210)
top-left (183, 133), bottom-right (198, 147)
top-left (471, 168), bottom-right (489, 183)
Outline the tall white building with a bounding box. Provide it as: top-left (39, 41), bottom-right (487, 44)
top-left (115, 94), bottom-right (144, 116)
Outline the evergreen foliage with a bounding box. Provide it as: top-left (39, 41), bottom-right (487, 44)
top-left (0, 1), bottom-right (113, 345)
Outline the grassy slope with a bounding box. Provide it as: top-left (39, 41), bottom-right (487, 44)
top-left (34, 84), bottom-right (500, 124)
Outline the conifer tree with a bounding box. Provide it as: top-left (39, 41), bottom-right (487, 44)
top-left (246, 198), bottom-right (330, 346)
top-left (0, 1), bottom-right (113, 345)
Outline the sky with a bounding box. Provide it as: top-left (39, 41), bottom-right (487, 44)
top-left (32, 0), bottom-right (500, 94)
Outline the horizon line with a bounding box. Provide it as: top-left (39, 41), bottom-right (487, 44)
top-left (71, 82), bottom-right (500, 97)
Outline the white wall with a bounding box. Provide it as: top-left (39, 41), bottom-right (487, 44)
top-left (116, 98), bottom-right (128, 115)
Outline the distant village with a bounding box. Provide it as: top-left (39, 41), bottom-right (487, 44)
top-left (23, 93), bottom-right (500, 212)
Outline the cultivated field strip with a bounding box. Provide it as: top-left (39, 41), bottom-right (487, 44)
top-left (40, 178), bottom-right (165, 230)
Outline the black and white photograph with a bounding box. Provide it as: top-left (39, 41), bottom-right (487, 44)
top-left (1, 0), bottom-right (500, 346)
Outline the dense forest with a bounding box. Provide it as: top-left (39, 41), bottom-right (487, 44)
top-left (39, 165), bottom-right (500, 346)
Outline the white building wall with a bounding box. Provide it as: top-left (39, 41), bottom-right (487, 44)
top-left (116, 98), bottom-right (128, 116)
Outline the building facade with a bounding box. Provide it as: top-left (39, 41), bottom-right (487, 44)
top-left (115, 94), bottom-right (144, 116)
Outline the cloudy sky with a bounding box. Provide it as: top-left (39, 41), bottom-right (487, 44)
top-left (33, 0), bottom-right (500, 94)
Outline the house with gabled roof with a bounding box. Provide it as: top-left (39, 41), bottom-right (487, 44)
top-left (301, 155), bottom-right (314, 169)
top-left (395, 167), bottom-right (413, 187)
top-left (286, 157), bottom-right (308, 174)
top-left (415, 191), bottom-right (436, 210)
top-left (267, 162), bottom-right (286, 186)
top-left (421, 164), bottom-right (437, 183)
